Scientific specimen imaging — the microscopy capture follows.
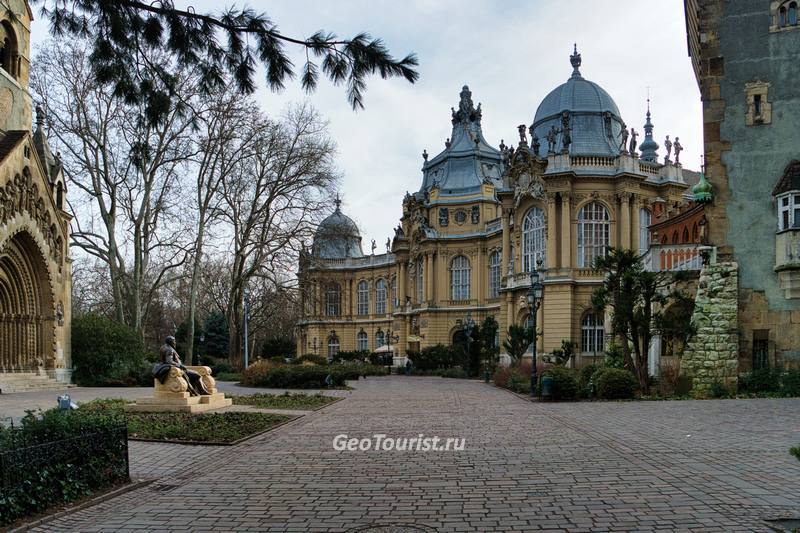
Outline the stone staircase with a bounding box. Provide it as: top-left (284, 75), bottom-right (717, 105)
top-left (0, 373), bottom-right (72, 393)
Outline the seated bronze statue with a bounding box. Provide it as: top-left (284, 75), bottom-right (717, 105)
top-left (153, 336), bottom-right (213, 396)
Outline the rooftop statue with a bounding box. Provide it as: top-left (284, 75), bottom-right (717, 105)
top-left (517, 124), bottom-right (528, 145)
top-left (561, 112), bottom-right (572, 153)
top-left (674, 137), bottom-right (683, 165)
top-left (664, 135), bottom-right (672, 163)
top-left (629, 128), bottom-right (639, 154)
top-left (619, 123), bottom-right (629, 153)
top-left (545, 125), bottom-right (559, 154)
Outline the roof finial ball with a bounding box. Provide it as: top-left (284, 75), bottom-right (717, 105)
top-left (570, 43), bottom-right (582, 78)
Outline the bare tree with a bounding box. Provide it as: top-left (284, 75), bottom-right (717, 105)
top-left (219, 103), bottom-right (337, 362)
top-left (31, 40), bottom-right (197, 332)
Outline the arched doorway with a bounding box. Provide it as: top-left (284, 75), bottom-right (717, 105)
top-left (0, 231), bottom-right (55, 372)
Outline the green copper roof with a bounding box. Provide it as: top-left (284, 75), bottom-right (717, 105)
top-left (692, 172), bottom-right (713, 203)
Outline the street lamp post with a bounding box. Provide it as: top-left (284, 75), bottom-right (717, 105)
top-left (463, 312), bottom-right (475, 373)
top-left (243, 287), bottom-right (251, 369)
top-left (526, 263), bottom-right (544, 397)
top-left (385, 329), bottom-right (400, 372)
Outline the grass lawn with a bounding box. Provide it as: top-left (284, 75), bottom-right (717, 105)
top-left (80, 399), bottom-right (292, 444)
top-left (232, 392), bottom-right (339, 410)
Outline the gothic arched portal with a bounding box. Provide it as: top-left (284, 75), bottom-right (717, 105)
top-left (0, 231), bottom-right (55, 372)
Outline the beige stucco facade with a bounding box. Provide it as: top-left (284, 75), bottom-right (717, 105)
top-left (297, 58), bottom-right (690, 365)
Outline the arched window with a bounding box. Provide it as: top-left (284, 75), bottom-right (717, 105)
top-left (375, 330), bottom-right (386, 349)
top-left (577, 202), bottom-right (610, 267)
top-left (488, 250), bottom-right (501, 298)
top-left (780, 5), bottom-right (787, 25)
top-left (391, 277), bottom-right (397, 309)
top-left (692, 223), bottom-right (699, 242)
top-left (450, 255), bottom-right (471, 301)
top-left (639, 208), bottom-right (651, 254)
top-left (0, 22), bottom-right (18, 78)
top-left (325, 283), bottom-right (341, 316)
top-left (327, 334), bottom-right (340, 359)
top-left (522, 207), bottom-right (546, 272)
top-left (375, 278), bottom-right (387, 314)
top-left (790, 1), bottom-right (798, 25)
top-left (416, 259), bottom-right (424, 303)
top-left (357, 280), bottom-right (369, 315)
top-left (672, 231), bottom-right (679, 244)
top-left (56, 183), bottom-right (64, 210)
top-left (682, 227), bottom-right (690, 242)
top-left (357, 331), bottom-right (368, 351)
top-left (581, 312), bottom-right (605, 354)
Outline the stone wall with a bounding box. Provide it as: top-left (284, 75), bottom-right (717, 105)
top-left (681, 262), bottom-right (739, 394)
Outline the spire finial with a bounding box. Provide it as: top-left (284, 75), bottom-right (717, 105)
top-left (569, 43), bottom-right (582, 78)
top-left (334, 194), bottom-right (341, 211)
top-left (35, 103), bottom-right (45, 129)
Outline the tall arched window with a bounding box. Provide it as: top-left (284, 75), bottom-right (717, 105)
top-left (781, 5), bottom-right (788, 25)
top-left (391, 277), bottom-right (397, 309)
top-left (682, 227), bottom-right (690, 242)
top-left (357, 331), bottom-right (368, 351)
top-left (357, 280), bottom-right (369, 315)
top-left (0, 22), bottom-right (18, 78)
top-left (488, 251), bottom-right (501, 298)
top-left (416, 259), bottom-right (424, 303)
top-left (790, 1), bottom-right (798, 25)
top-left (522, 207), bottom-right (546, 272)
top-left (581, 312), bottom-right (605, 354)
top-left (327, 334), bottom-right (340, 359)
top-left (450, 255), bottom-right (471, 300)
top-left (375, 278), bottom-right (387, 314)
top-left (577, 202), bottom-right (610, 267)
top-left (325, 283), bottom-right (341, 316)
top-left (375, 330), bottom-right (386, 349)
top-left (639, 208), bottom-right (651, 254)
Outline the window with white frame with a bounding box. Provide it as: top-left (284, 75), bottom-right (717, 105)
top-left (778, 192), bottom-right (800, 231)
top-left (577, 202), bottom-right (610, 267)
top-left (522, 207), bottom-right (546, 272)
top-left (357, 280), bottom-right (369, 315)
top-left (375, 330), bottom-right (386, 349)
top-left (325, 283), bottom-right (341, 316)
top-left (375, 278), bottom-right (387, 314)
top-left (357, 331), bottom-right (368, 351)
top-left (488, 250), bottom-right (501, 298)
top-left (581, 312), bottom-right (605, 354)
top-left (450, 255), bottom-right (471, 300)
top-left (416, 259), bottom-right (424, 303)
top-left (327, 335), bottom-right (340, 359)
top-left (639, 208), bottom-right (651, 254)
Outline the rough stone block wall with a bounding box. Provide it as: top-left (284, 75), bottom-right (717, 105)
top-left (681, 262), bottom-right (739, 394)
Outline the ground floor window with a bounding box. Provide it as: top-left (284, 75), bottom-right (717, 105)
top-left (357, 331), bottom-right (368, 351)
top-left (327, 335), bottom-right (340, 359)
top-left (581, 312), bottom-right (604, 354)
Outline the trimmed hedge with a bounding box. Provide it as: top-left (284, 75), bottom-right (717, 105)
top-left (594, 368), bottom-right (638, 399)
top-left (408, 344), bottom-right (466, 371)
top-left (0, 408), bottom-right (129, 526)
top-left (71, 313), bottom-right (150, 386)
top-left (542, 366), bottom-right (579, 401)
top-left (241, 362), bottom-right (387, 388)
top-left (578, 363), bottom-right (599, 397)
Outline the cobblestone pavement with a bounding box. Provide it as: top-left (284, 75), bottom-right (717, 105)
top-left (26, 376), bottom-right (800, 532)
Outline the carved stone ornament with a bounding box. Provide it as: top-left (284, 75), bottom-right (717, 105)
top-left (0, 170), bottom-right (64, 265)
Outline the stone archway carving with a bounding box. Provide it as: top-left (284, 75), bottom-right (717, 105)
top-left (0, 230), bottom-right (55, 372)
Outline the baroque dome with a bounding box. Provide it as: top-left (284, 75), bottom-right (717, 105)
top-left (530, 46), bottom-right (626, 157)
top-left (312, 197), bottom-right (364, 260)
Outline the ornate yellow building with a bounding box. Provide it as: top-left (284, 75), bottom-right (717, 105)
top-left (0, 0), bottom-right (73, 390)
top-left (297, 48), bottom-right (691, 366)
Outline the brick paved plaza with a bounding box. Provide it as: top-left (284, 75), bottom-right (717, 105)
top-left (16, 376), bottom-right (800, 532)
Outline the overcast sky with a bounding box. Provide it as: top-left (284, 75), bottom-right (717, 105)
top-left (31, 0), bottom-right (702, 253)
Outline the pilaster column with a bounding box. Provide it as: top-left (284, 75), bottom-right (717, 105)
top-left (398, 262), bottom-right (407, 307)
top-left (546, 195), bottom-right (557, 270)
top-left (315, 281), bottom-right (321, 316)
top-left (631, 197), bottom-right (641, 253)
top-left (560, 193), bottom-right (571, 269)
top-left (619, 193), bottom-right (631, 249)
top-left (427, 252), bottom-right (435, 304)
top-left (506, 292), bottom-right (514, 327)
top-left (501, 208), bottom-right (511, 277)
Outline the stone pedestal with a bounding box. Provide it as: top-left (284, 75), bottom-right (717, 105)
top-left (680, 262), bottom-right (739, 395)
top-left (125, 366), bottom-right (232, 413)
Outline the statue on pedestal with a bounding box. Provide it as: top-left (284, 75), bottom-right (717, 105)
top-left (153, 336), bottom-right (212, 396)
top-left (619, 122), bottom-right (629, 153)
top-left (629, 128), bottom-right (639, 154)
top-left (664, 135), bottom-right (672, 163)
top-left (674, 137), bottom-right (683, 165)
